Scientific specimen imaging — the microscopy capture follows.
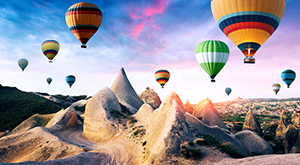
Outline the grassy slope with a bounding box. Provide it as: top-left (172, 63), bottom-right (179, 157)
top-left (0, 85), bottom-right (61, 131)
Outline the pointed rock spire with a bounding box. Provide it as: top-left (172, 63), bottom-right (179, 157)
top-left (110, 67), bottom-right (144, 114)
top-left (184, 100), bottom-right (194, 114)
top-left (242, 110), bottom-right (263, 136)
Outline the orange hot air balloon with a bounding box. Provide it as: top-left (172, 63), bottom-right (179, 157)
top-left (211, 0), bottom-right (286, 64)
top-left (65, 2), bottom-right (103, 48)
top-left (155, 69), bottom-right (170, 88)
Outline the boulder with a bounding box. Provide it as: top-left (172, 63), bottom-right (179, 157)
top-left (283, 125), bottom-right (299, 153)
top-left (133, 103), bottom-right (154, 122)
top-left (46, 108), bottom-right (81, 130)
top-left (235, 130), bottom-right (273, 155)
top-left (110, 67), bottom-right (143, 114)
top-left (142, 91), bottom-right (193, 164)
top-left (242, 110), bottom-right (263, 136)
top-left (262, 123), bottom-right (278, 141)
top-left (185, 113), bottom-right (248, 156)
top-left (184, 100), bottom-right (194, 114)
top-left (139, 87), bottom-right (161, 109)
top-left (83, 87), bottom-right (122, 142)
top-left (193, 98), bottom-right (227, 129)
top-left (276, 110), bottom-right (291, 140)
top-left (9, 113), bottom-right (56, 135)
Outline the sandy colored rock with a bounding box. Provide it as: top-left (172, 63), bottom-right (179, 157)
top-left (193, 98), bottom-right (227, 129)
top-left (184, 100), bottom-right (194, 114)
top-left (133, 103), bottom-right (154, 123)
top-left (46, 107), bottom-right (81, 129)
top-left (83, 87), bottom-right (121, 142)
top-left (142, 91), bottom-right (193, 164)
top-left (276, 110), bottom-right (291, 139)
top-left (186, 113), bottom-right (247, 156)
top-left (139, 87), bottom-right (161, 109)
top-left (242, 110), bottom-right (263, 136)
top-left (111, 67), bottom-right (143, 114)
top-left (291, 111), bottom-right (300, 128)
top-left (9, 113), bottom-right (56, 135)
top-left (235, 130), bottom-right (273, 155)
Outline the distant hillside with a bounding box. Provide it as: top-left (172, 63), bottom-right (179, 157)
top-left (0, 85), bottom-right (62, 132)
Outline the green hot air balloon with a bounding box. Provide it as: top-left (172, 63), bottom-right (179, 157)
top-left (18, 58), bottom-right (28, 72)
top-left (195, 40), bottom-right (229, 82)
top-left (46, 77), bottom-right (52, 85)
top-left (225, 87), bottom-right (232, 96)
top-left (66, 75), bottom-right (76, 88)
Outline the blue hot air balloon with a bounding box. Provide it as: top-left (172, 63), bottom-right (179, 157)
top-left (225, 87), bottom-right (232, 96)
top-left (46, 77), bottom-right (52, 85)
top-left (281, 69), bottom-right (296, 88)
top-left (66, 75), bottom-right (76, 88)
top-left (18, 58), bottom-right (28, 72)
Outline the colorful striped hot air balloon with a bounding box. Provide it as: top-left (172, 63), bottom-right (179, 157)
top-left (65, 2), bottom-right (103, 48)
top-left (46, 77), bottom-right (52, 85)
top-left (211, 0), bottom-right (286, 64)
top-left (66, 75), bottom-right (76, 88)
top-left (272, 83), bottom-right (281, 95)
top-left (41, 40), bottom-right (60, 63)
top-left (155, 69), bottom-right (170, 88)
top-left (195, 40), bottom-right (229, 82)
top-left (225, 87), bottom-right (232, 96)
top-left (281, 69), bottom-right (296, 88)
top-left (18, 58), bottom-right (28, 72)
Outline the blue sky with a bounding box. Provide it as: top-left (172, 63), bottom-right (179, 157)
top-left (0, 0), bottom-right (300, 103)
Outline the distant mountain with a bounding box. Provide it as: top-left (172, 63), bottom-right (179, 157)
top-left (0, 85), bottom-right (89, 132)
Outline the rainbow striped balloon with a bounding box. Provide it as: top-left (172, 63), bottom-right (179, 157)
top-left (155, 69), bottom-right (170, 88)
top-left (211, 0), bottom-right (286, 64)
top-left (272, 83), bottom-right (281, 95)
top-left (65, 2), bottom-right (102, 48)
top-left (41, 40), bottom-right (59, 63)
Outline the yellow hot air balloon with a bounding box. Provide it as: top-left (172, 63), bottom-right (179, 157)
top-left (155, 69), bottom-right (170, 88)
top-left (211, 0), bottom-right (286, 64)
top-left (65, 2), bottom-right (103, 48)
top-left (41, 40), bottom-right (59, 63)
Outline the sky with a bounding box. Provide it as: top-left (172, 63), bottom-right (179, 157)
top-left (0, 0), bottom-right (300, 104)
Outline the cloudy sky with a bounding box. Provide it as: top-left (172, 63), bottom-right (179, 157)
top-left (0, 0), bottom-right (299, 104)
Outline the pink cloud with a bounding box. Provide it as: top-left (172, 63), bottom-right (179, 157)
top-left (127, 0), bottom-right (169, 39)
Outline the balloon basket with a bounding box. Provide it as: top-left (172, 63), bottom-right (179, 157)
top-left (211, 79), bottom-right (215, 82)
top-left (81, 45), bottom-right (87, 48)
top-left (244, 58), bottom-right (255, 64)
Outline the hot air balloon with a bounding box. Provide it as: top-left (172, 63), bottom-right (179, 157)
top-left (66, 75), bottom-right (76, 88)
top-left (41, 40), bottom-right (60, 63)
top-left (18, 58), bottom-right (28, 72)
top-left (281, 69), bottom-right (296, 88)
top-left (211, 0), bottom-right (286, 64)
top-left (195, 40), bottom-right (229, 82)
top-left (272, 83), bottom-right (281, 95)
top-left (46, 77), bottom-right (52, 85)
top-left (225, 87), bottom-right (232, 96)
top-left (155, 69), bottom-right (170, 88)
top-left (65, 2), bottom-right (103, 48)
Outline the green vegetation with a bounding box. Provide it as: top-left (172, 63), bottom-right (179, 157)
top-left (131, 126), bottom-right (146, 137)
top-left (0, 86), bottom-right (61, 131)
top-left (220, 114), bottom-right (245, 122)
top-left (180, 145), bottom-right (203, 159)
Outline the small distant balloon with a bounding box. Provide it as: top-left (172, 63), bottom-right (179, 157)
top-left (18, 58), bottom-right (28, 72)
top-left (281, 69), bottom-right (296, 88)
top-left (225, 87), bottom-right (232, 96)
top-left (66, 75), bottom-right (76, 88)
top-left (46, 77), bottom-right (52, 85)
top-left (41, 40), bottom-right (60, 63)
top-left (272, 83), bottom-right (281, 95)
top-left (154, 69), bottom-right (170, 88)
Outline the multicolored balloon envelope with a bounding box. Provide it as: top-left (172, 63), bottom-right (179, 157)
top-left (211, 0), bottom-right (286, 64)
top-left (46, 77), bottom-right (52, 85)
top-left (66, 75), bottom-right (76, 88)
top-left (272, 83), bottom-right (281, 95)
top-left (18, 58), bottom-right (28, 72)
top-left (155, 69), bottom-right (170, 88)
top-left (281, 69), bottom-right (296, 88)
top-left (195, 40), bottom-right (229, 82)
top-left (225, 87), bottom-right (232, 96)
top-left (65, 2), bottom-right (103, 48)
top-left (41, 40), bottom-right (60, 63)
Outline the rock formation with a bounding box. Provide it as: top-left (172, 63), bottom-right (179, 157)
top-left (283, 125), bottom-right (299, 153)
top-left (291, 111), bottom-right (300, 128)
top-left (276, 110), bottom-right (291, 140)
top-left (235, 130), bottom-right (273, 155)
top-left (83, 87), bottom-right (122, 142)
top-left (242, 110), bottom-right (263, 136)
top-left (193, 98), bottom-right (227, 129)
top-left (184, 100), bottom-right (194, 114)
top-left (138, 87), bottom-right (161, 109)
top-left (111, 67), bottom-right (143, 114)
top-left (133, 103), bottom-right (154, 123)
top-left (46, 108), bottom-right (81, 129)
